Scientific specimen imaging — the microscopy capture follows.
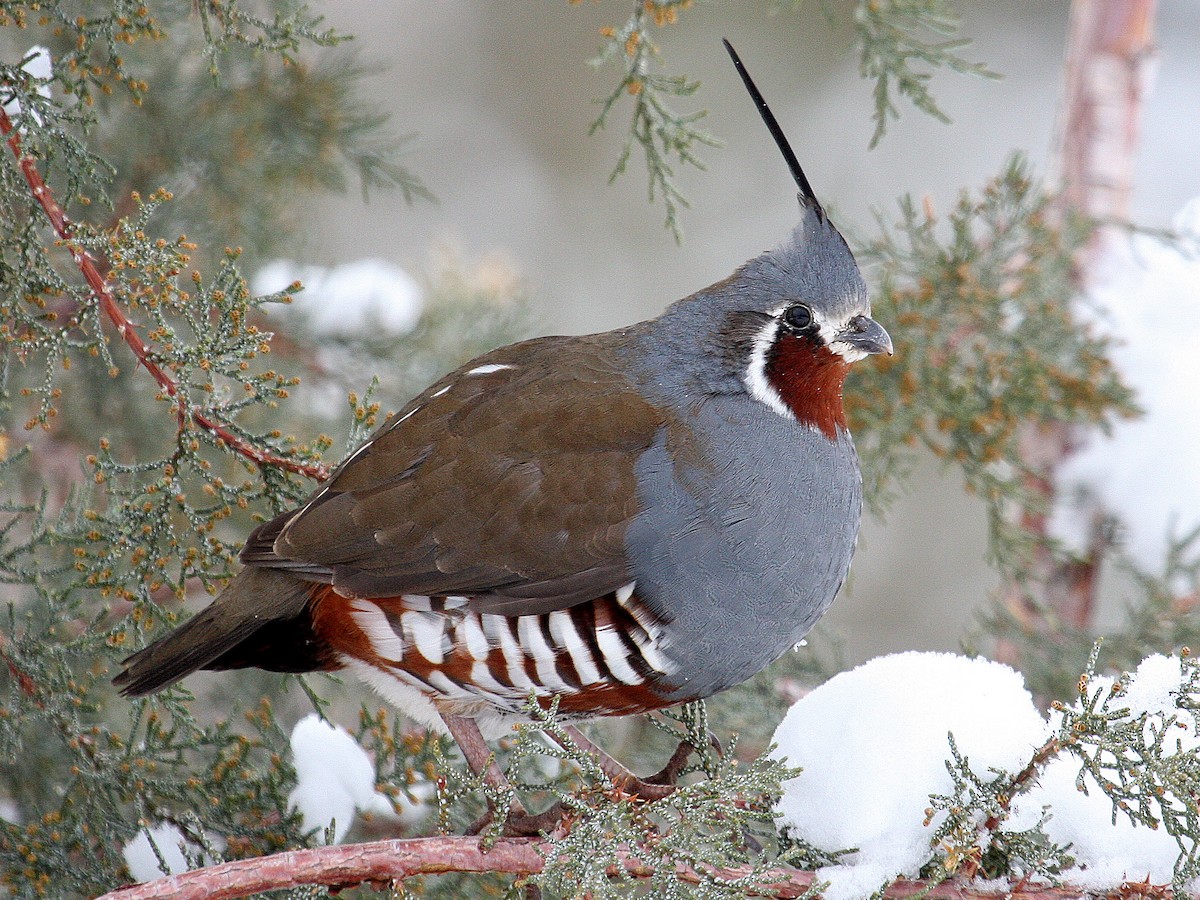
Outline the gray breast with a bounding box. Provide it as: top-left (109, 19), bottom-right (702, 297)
top-left (624, 395), bottom-right (861, 701)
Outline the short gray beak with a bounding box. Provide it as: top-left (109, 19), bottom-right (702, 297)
top-left (840, 314), bottom-right (893, 356)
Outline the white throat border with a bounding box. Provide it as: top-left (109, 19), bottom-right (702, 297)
top-left (742, 305), bottom-right (870, 420)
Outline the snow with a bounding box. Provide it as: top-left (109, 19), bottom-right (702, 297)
top-left (771, 651), bottom-right (1198, 899)
top-left (1120, 652), bottom-right (1191, 721)
top-left (252, 258), bottom-right (423, 337)
top-left (0, 796), bottom-right (20, 825)
top-left (2, 46), bottom-right (52, 122)
top-left (1009, 654), bottom-right (1198, 891)
top-left (120, 715), bottom-right (429, 881)
top-left (771, 652), bottom-right (1049, 900)
top-left (287, 713), bottom-right (428, 844)
top-left (1048, 198), bottom-right (1200, 572)
top-left (122, 823), bottom-right (196, 882)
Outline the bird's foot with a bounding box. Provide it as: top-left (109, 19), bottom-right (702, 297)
top-left (640, 739), bottom-right (694, 788)
top-left (642, 730), bottom-right (724, 788)
top-left (559, 723), bottom-right (725, 802)
top-left (501, 801), bottom-right (568, 837)
top-left (466, 800), bottom-right (568, 837)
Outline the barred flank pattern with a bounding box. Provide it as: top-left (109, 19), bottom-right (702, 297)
top-left (311, 586), bottom-right (680, 717)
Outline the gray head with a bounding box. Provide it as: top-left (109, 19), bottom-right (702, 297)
top-left (635, 42), bottom-right (891, 434)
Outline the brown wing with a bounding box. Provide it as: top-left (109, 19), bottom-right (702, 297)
top-left (241, 332), bottom-right (665, 615)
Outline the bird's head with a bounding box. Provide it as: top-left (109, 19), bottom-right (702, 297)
top-left (645, 42), bottom-right (891, 439)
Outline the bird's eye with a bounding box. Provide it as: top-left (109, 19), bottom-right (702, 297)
top-left (782, 303), bottom-right (813, 331)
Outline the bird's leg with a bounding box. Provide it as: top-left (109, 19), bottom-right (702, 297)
top-left (559, 725), bottom-right (679, 801)
top-left (440, 712), bottom-right (525, 828)
top-left (642, 739), bottom-right (696, 786)
top-left (439, 711), bottom-right (565, 836)
top-left (645, 728), bottom-right (725, 784)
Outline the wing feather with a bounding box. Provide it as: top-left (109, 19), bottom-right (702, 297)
top-left (241, 333), bottom-right (665, 615)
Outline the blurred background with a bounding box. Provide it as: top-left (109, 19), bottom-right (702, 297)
top-left (274, 1), bottom-right (1200, 664)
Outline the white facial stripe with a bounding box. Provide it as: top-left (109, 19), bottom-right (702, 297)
top-left (820, 316), bottom-right (868, 360)
top-left (827, 344), bottom-right (869, 362)
top-left (743, 305), bottom-right (872, 415)
top-left (743, 309), bottom-right (792, 420)
top-left (817, 311), bottom-right (871, 362)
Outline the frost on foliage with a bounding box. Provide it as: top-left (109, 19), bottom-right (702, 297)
top-left (253, 258), bottom-right (424, 337)
top-left (1009, 653), bottom-right (1200, 891)
top-left (1049, 197), bottom-right (1200, 570)
top-left (288, 714), bottom-right (427, 844)
top-left (771, 653), bottom-right (1049, 900)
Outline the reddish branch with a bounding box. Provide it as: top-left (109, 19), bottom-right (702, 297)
top-left (0, 631), bottom-right (38, 700)
top-left (95, 835), bottom-right (1137, 900)
top-left (0, 106), bottom-right (329, 482)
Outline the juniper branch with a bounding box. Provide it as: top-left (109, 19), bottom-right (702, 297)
top-left (93, 833), bottom-right (1143, 900)
top-left (0, 105), bottom-right (329, 482)
top-left (852, 0), bottom-right (998, 148)
top-left (589, 0), bottom-right (717, 240)
top-left (982, 736), bottom-right (1063, 833)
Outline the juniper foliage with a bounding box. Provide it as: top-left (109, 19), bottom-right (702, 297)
top-left (845, 0), bottom-right (999, 148)
top-left (589, 0), bottom-right (718, 242)
top-left (981, 527), bottom-right (1200, 702)
top-left (590, 0), bottom-right (995, 238)
top-left (0, 3), bottom-right (501, 895)
top-left (849, 156), bottom-right (1138, 574)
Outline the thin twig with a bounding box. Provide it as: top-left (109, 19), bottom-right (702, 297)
top-left (983, 735), bottom-right (1063, 833)
top-left (0, 106), bottom-right (329, 482)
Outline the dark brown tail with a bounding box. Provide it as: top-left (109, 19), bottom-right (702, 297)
top-left (113, 567), bottom-right (339, 697)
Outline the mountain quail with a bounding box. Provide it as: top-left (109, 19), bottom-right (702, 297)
top-left (115, 42), bottom-right (891, 823)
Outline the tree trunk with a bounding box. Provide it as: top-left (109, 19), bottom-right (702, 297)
top-left (997, 0), bottom-right (1158, 664)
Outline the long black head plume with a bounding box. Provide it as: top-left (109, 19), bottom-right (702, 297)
top-left (723, 39), bottom-right (825, 220)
